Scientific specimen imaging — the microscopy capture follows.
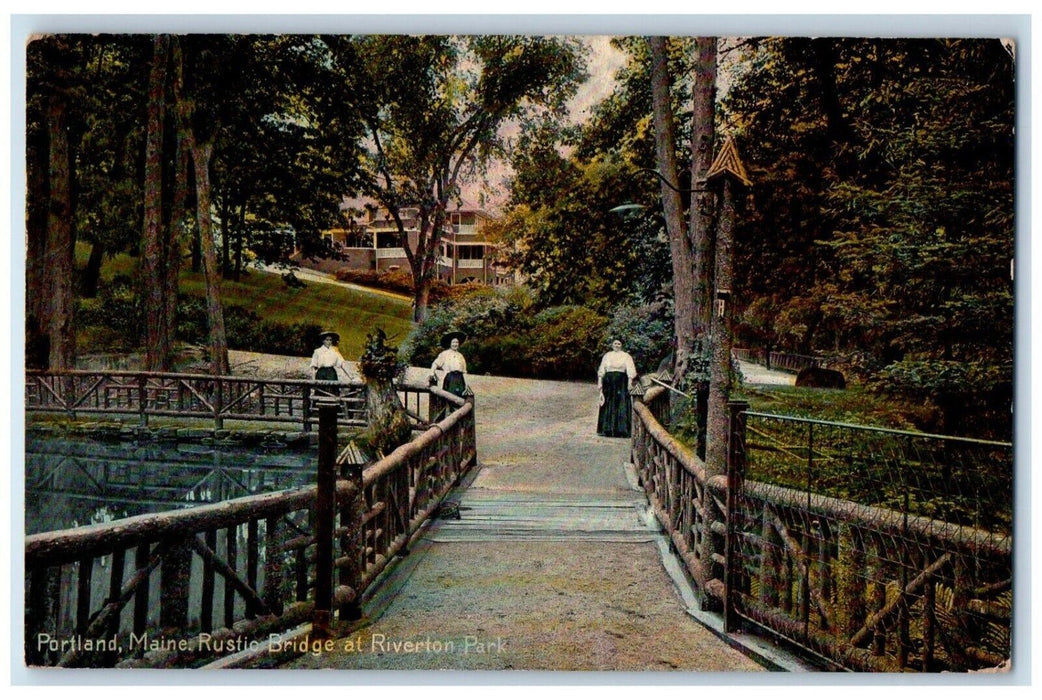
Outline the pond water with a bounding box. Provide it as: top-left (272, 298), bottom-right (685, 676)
top-left (25, 431), bottom-right (318, 536)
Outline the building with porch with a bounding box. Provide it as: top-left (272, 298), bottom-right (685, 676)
top-left (319, 201), bottom-right (511, 286)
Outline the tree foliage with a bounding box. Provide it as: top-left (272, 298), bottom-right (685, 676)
top-left (327, 35), bottom-right (587, 322)
top-left (724, 38), bottom-right (1014, 437)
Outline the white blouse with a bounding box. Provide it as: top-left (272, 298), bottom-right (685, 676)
top-left (432, 349), bottom-right (467, 374)
top-left (311, 346), bottom-right (349, 371)
top-left (598, 350), bottom-right (637, 383)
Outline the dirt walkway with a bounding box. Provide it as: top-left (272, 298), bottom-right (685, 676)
top-left (283, 372), bottom-right (767, 673)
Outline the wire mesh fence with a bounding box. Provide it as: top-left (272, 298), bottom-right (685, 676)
top-left (729, 411), bottom-right (1013, 672)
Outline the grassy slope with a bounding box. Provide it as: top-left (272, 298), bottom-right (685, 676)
top-left (84, 248), bottom-right (414, 360)
top-left (179, 269), bottom-right (414, 359)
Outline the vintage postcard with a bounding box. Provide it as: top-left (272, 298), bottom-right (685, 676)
top-left (11, 13), bottom-right (1026, 686)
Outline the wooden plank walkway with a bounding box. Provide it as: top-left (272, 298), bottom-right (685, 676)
top-left (281, 375), bottom-right (774, 672)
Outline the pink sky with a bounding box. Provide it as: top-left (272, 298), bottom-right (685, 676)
top-left (462, 36), bottom-right (627, 212)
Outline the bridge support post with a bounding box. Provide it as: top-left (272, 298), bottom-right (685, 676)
top-left (338, 447), bottom-right (365, 624)
top-left (313, 398), bottom-right (339, 637)
top-left (724, 399), bottom-right (748, 634)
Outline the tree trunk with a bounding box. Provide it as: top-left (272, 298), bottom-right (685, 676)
top-left (172, 37), bottom-right (229, 375)
top-left (142, 35), bottom-right (170, 371)
top-left (648, 37), bottom-right (696, 375)
top-left (45, 96), bottom-right (76, 370)
top-left (164, 114), bottom-right (190, 360)
top-left (79, 241), bottom-right (105, 298)
top-left (706, 176), bottom-right (738, 476)
top-left (359, 330), bottom-right (411, 456)
top-left (26, 117), bottom-right (51, 368)
top-left (191, 139), bottom-right (230, 375)
top-left (688, 36), bottom-right (718, 340)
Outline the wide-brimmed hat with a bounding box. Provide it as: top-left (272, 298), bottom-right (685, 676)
top-left (319, 330), bottom-right (340, 343)
top-left (441, 330), bottom-right (467, 348)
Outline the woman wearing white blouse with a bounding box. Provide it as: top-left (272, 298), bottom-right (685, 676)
top-left (310, 331), bottom-right (351, 384)
top-left (430, 331), bottom-right (468, 397)
top-left (597, 339), bottom-right (638, 438)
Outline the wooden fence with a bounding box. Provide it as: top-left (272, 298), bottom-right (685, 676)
top-left (23, 380), bottom-right (476, 668)
top-left (631, 388), bottom-right (1013, 672)
top-left (732, 348), bottom-right (824, 373)
top-left (25, 370), bottom-right (367, 431)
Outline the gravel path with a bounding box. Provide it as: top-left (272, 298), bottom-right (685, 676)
top-left (279, 366), bottom-right (767, 673)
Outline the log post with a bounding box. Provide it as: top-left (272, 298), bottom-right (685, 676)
top-left (837, 524), bottom-right (866, 638)
top-left (224, 525), bottom-right (237, 627)
top-left (159, 536), bottom-right (191, 629)
top-left (25, 566), bottom-right (61, 666)
top-left (464, 388), bottom-right (477, 468)
top-left (246, 519), bottom-right (260, 619)
top-left (133, 543), bottom-right (150, 637)
top-left (761, 509), bottom-right (782, 609)
top-left (76, 556), bottom-right (94, 634)
top-left (138, 374), bottom-right (148, 427)
top-left (724, 399), bottom-right (748, 633)
top-left (263, 515), bottom-right (284, 616)
top-left (313, 398), bottom-right (338, 637)
top-left (200, 529), bottom-right (216, 630)
top-left (214, 377), bottom-right (224, 431)
top-left (338, 442), bottom-right (365, 624)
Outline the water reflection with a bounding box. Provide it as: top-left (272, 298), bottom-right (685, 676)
top-left (25, 431), bottom-right (317, 535)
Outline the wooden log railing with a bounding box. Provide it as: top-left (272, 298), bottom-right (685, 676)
top-left (727, 412), bottom-right (1012, 672)
top-left (24, 379), bottom-right (477, 668)
top-left (631, 387), bottom-right (1013, 672)
top-left (25, 483), bottom-right (329, 668)
top-left (631, 385), bottom-right (726, 606)
top-left (767, 351), bottom-right (822, 373)
top-left (25, 370), bottom-right (368, 431)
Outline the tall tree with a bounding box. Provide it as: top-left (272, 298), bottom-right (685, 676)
top-left (648, 36), bottom-right (696, 371)
top-left (171, 36), bottom-right (228, 375)
top-left (490, 121), bottom-right (669, 311)
top-left (688, 36), bottom-right (719, 338)
top-left (26, 35), bottom-right (87, 371)
top-left (724, 38), bottom-right (1014, 437)
top-left (342, 35), bottom-right (585, 322)
top-left (141, 34), bottom-right (172, 371)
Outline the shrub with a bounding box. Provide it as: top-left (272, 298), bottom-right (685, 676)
top-left (333, 268), bottom-right (457, 302)
top-left (528, 306), bottom-right (608, 380)
top-left (176, 295), bottom-right (321, 358)
top-left (77, 275), bottom-right (142, 351)
top-left (403, 285), bottom-right (538, 370)
top-left (404, 286), bottom-right (613, 381)
top-left (603, 301), bottom-right (673, 374)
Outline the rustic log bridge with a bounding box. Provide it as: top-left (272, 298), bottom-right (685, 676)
top-left (631, 382), bottom-right (1013, 672)
top-left (26, 369), bottom-right (370, 432)
top-left (25, 377), bottom-right (477, 668)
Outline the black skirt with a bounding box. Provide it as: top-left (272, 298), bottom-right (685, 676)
top-left (443, 370), bottom-right (466, 398)
top-left (315, 366), bottom-right (339, 396)
top-left (597, 371), bottom-right (632, 438)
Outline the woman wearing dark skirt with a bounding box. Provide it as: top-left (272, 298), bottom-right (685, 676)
top-left (430, 331), bottom-right (468, 398)
top-left (597, 339), bottom-right (638, 438)
top-left (310, 331), bottom-right (351, 392)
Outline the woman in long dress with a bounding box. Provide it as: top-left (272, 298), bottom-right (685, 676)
top-left (430, 331), bottom-right (468, 397)
top-left (597, 339), bottom-right (638, 438)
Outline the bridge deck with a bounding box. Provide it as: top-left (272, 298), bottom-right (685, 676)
top-left (283, 375), bottom-right (770, 672)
